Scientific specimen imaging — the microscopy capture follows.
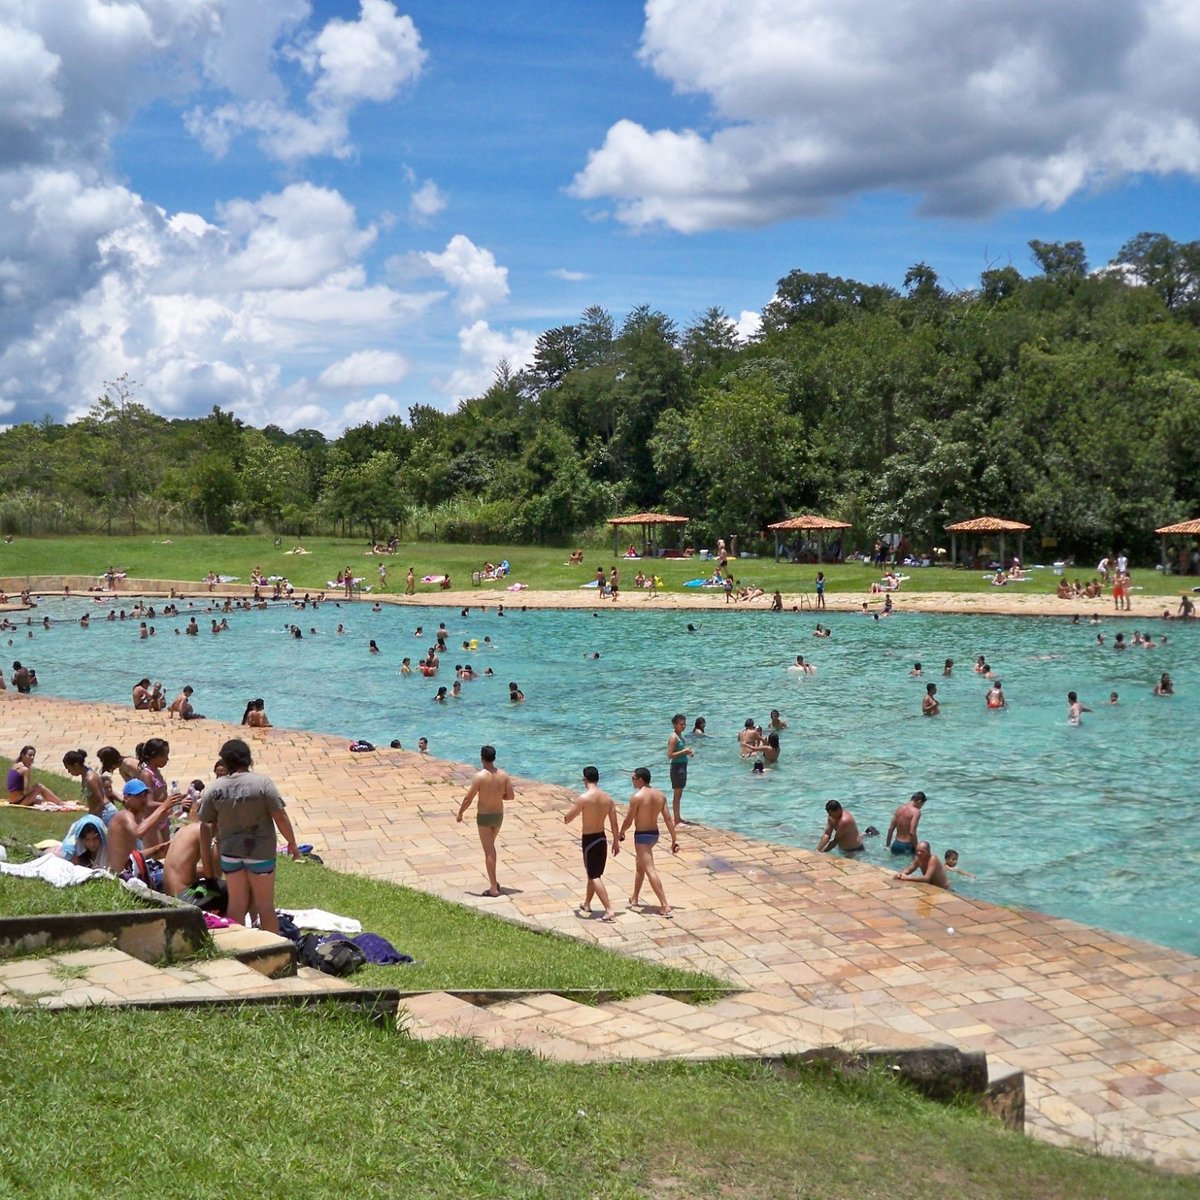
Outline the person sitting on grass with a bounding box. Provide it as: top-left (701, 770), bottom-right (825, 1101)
top-left (61, 749), bottom-right (116, 824)
top-left (105, 779), bottom-right (179, 874)
top-left (163, 783), bottom-right (213, 898)
top-left (57, 814), bottom-right (108, 869)
top-left (7, 744), bottom-right (66, 807)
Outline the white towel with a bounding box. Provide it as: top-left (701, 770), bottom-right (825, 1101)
top-left (0, 852), bottom-right (111, 888)
top-left (280, 907), bottom-right (362, 934)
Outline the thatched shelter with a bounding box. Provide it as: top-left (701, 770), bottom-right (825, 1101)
top-left (945, 517), bottom-right (1030, 568)
top-left (767, 515), bottom-right (852, 563)
top-left (607, 512), bottom-right (690, 558)
top-left (1155, 518), bottom-right (1200, 573)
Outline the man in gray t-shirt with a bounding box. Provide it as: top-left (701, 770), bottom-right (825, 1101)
top-left (198, 739), bottom-right (299, 934)
top-left (198, 770), bottom-right (287, 861)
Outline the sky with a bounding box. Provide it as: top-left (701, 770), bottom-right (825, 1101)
top-left (3, 0), bottom-right (1200, 436)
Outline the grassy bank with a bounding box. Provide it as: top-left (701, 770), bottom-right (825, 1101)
top-left (1, 1006), bottom-right (1192, 1200)
top-left (0, 533), bottom-right (1191, 599)
top-left (0, 799), bottom-right (720, 996)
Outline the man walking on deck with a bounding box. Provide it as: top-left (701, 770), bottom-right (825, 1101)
top-left (563, 766), bottom-right (620, 920)
top-left (457, 745), bottom-right (513, 897)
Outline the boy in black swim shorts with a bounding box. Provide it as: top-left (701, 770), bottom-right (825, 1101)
top-left (563, 766), bottom-right (620, 921)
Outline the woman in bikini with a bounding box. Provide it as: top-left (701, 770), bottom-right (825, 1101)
top-left (7, 745), bottom-right (66, 807)
top-left (61, 749), bottom-right (116, 824)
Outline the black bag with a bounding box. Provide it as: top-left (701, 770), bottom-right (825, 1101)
top-left (179, 877), bottom-right (228, 915)
top-left (298, 933), bottom-right (366, 977)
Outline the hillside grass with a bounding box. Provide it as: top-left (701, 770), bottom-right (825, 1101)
top-left (1, 1005), bottom-right (1194, 1200)
top-left (0, 533), bottom-right (1190, 598)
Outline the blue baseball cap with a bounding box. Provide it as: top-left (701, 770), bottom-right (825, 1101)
top-left (123, 780), bottom-right (149, 798)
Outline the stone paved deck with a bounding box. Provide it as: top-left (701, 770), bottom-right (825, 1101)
top-left (3, 693), bottom-right (1199, 1172)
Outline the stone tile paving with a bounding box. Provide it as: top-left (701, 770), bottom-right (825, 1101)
top-left (3, 693), bottom-right (1199, 1171)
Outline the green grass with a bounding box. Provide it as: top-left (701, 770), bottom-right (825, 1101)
top-left (0, 796), bottom-right (720, 996)
top-left (0, 532), bottom-right (1191, 599)
top-left (0, 794), bottom-right (154, 916)
top-left (0, 1006), bottom-right (1192, 1200)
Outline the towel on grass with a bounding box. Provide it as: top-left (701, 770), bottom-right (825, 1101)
top-left (280, 907), bottom-right (362, 935)
top-left (0, 852), bottom-right (110, 888)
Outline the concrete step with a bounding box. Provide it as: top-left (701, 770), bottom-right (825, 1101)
top-left (398, 992), bottom-right (508, 1041)
top-left (208, 925), bottom-right (297, 979)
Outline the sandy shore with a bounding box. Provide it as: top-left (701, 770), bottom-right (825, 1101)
top-left (14, 577), bottom-right (1187, 619)
top-left (365, 586), bottom-right (1175, 620)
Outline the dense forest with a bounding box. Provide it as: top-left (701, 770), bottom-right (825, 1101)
top-left (4, 233), bottom-right (1200, 560)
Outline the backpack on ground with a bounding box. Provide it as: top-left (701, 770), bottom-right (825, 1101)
top-left (298, 933), bottom-right (366, 977)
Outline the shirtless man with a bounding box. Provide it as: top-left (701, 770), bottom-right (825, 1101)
top-left (922, 683), bottom-right (940, 716)
top-left (106, 779), bottom-right (179, 875)
top-left (1067, 691), bottom-right (1093, 726)
top-left (456, 744), bottom-right (513, 897)
top-left (162, 788), bottom-right (211, 897)
top-left (886, 791), bottom-right (926, 857)
top-left (791, 655), bottom-right (816, 674)
top-left (894, 841), bottom-right (948, 889)
top-left (817, 800), bottom-right (864, 854)
top-left (737, 719), bottom-right (766, 756)
top-left (666, 713), bottom-right (693, 825)
top-left (563, 766), bottom-right (620, 920)
top-left (618, 767), bottom-right (679, 916)
top-left (168, 685), bottom-right (195, 719)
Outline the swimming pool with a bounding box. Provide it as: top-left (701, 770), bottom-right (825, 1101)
top-left (15, 598), bottom-right (1200, 952)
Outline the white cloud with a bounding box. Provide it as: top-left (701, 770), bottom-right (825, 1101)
top-left (435, 320), bottom-right (537, 401)
top-left (340, 392), bottom-right (404, 425)
top-left (549, 268), bottom-right (589, 282)
top-left (409, 178), bottom-right (445, 221)
top-left (0, 22), bottom-right (62, 129)
top-left (733, 309), bottom-right (761, 343)
top-left (318, 349), bottom-right (410, 390)
top-left (421, 234), bottom-right (509, 317)
top-left (187, 0), bottom-right (425, 162)
top-left (0, 3), bottom-right (451, 434)
top-left (572, 0), bottom-right (1200, 229)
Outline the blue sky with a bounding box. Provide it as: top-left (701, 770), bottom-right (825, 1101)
top-left (3, 0), bottom-right (1199, 434)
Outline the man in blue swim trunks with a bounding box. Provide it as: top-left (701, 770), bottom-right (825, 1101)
top-left (886, 791), bottom-right (926, 857)
top-left (618, 767), bottom-right (679, 917)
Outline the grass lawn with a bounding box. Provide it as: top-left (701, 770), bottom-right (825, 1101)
top-left (1, 1006), bottom-right (1193, 1200)
top-left (0, 794), bottom-right (721, 997)
top-left (0, 532), bottom-right (1191, 599)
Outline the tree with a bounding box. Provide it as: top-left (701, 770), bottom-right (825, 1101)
top-left (903, 262), bottom-right (942, 300)
top-left (189, 455), bottom-right (243, 533)
top-left (86, 376), bottom-right (167, 534)
top-left (1111, 232), bottom-right (1200, 316)
top-left (762, 271), bottom-right (897, 333)
top-left (686, 372), bottom-right (807, 535)
top-left (682, 307), bottom-right (740, 378)
top-left (1029, 239), bottom-right (1088, 281)
top-left (979, 265), bottom-right (1023, 304)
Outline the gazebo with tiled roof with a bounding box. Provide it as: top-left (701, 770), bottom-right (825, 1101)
top-left (767, 514), bottom-right (852, 563)
top-left (1155, 518), bottom-right (1200, 573)
top-left (945, 516), bottom-right (1030, 569)
top-left (607, 512), bottom-right (690, 559)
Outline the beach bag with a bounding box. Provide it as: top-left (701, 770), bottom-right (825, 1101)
top-left (348, 740), bottom-right (375, 753)
top-left (180, 877), bottom-right (229, 915)
top-left (299, 933), bottom-right (366, 977)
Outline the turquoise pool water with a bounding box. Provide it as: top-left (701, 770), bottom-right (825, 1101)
top-left (17, 598), bottom-right (1200, 952)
